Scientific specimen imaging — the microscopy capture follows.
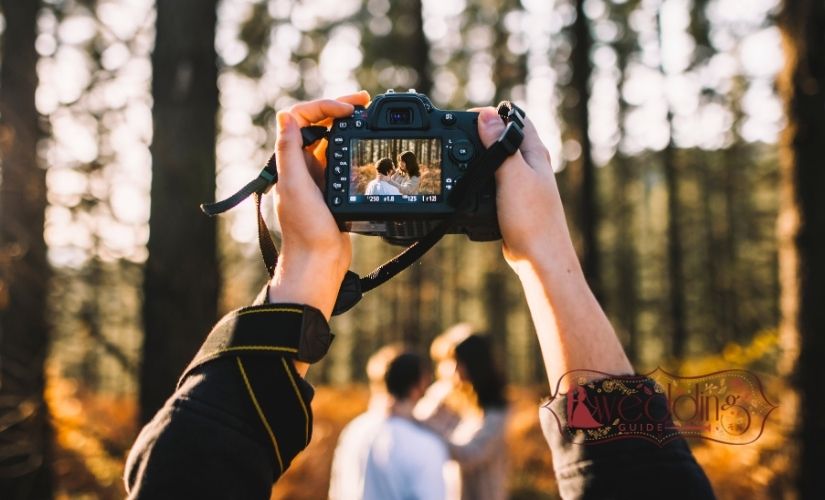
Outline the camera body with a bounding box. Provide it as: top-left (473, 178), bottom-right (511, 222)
top-left (325, 89), bottom-right (500, 243)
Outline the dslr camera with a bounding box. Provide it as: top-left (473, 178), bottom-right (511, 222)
top-left (325, 89), bottom-right (499, 244)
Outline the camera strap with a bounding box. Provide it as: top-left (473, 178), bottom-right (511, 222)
top-left (201, 103), bottom-right (525, 316)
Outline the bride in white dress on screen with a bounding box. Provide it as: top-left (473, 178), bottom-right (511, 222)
top-left (388, 150), bottom-right (422, 195)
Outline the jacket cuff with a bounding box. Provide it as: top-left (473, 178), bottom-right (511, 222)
top-left (538, 375), bottom-right (716, 499)
top-left (178, 302), bottom-right (334, 388)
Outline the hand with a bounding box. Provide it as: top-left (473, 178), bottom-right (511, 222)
top-left (476, 107), bottom-right (632, 387)
top-left (267, 91), bottom-right (371, 320)
top-left (475, 108), bottom-right (580, 273)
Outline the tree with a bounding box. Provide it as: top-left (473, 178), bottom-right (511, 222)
top-left (657, 0), bottom-right (688, 358)
top-left (610, 0), bottom-right (641, 361)
top-left (567, 0), bottom-right (602, 300)
top-left (0, 0), bottom-right (54, 497)
top-left (777, 1), bottom-right (825, 498)
top-left (141, 0), bottom-right (220, 424)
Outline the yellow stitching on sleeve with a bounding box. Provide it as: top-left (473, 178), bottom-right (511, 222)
top-left (221, 346), bottom-right (297, 355)
top-left (237, 307), bottom-right (303, 316)
top-left (236, 357), bottom-right (284, 474)
top-left (281, 358), bottom-right (310, 445)
top-left (186, 346), bottom-right (298, 378)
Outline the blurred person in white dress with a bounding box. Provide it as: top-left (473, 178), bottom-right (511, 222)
top-left (418, 333), bottom-right (509, 500)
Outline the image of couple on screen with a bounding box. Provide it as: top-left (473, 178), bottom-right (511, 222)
top-left (365, 151), bottom-right (421, 196)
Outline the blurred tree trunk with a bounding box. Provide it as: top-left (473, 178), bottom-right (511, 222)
top-left (141, 0), bottom-right (220, 424)
top-left (777, 1), bottom-right (825, 498)
top-left (658, 4), bottom-right (687, 359)
top-left (492, 0), bottom-right (527, 103)
top-left (611, 0), bottom-right (640, 362)
top-left (400, 0), bottom-right (429, 346)
top-left (0, 0), bottom-right (54, 498)
top-left (569, 0), bottom-right (602, 301)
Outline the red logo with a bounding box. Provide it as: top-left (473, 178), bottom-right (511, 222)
top-left (544, 368), bottom-right (777, 446)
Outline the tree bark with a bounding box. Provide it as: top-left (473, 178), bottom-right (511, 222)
top-left (141, 0), bottom-right (220, 424)
top-left (0, 0), bottom-right (54, 497)
top-left (570, 0), bottom-right (602, 301)
top-left (658, 3), bottom-right (688, 359)
top-left (777, 1), bottom-right (825, 498)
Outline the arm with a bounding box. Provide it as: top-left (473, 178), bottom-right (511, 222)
top-left (477, 108), bottom-right (715, 498)
top-left (387, 175), bottom-right (420, 195)
top-left (476, 108), bottom-right (631, 390)
top-left (125, 93), bottom-right (371, 497)
top-left (441, 410), bottom-right (506, 471)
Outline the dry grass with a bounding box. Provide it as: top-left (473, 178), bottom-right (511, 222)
top-left (46, 331), bottom-right (793, 499)
top-left (46, 365), bottom-right (136, 499)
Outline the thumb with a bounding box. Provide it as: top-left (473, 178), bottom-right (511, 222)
top-left (275, 111), bottom-right (314, 191)
top-left (477, 107), bottom-right (506, 148)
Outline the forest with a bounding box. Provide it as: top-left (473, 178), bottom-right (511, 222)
top-left (0, 0), bottom-right (822, 498)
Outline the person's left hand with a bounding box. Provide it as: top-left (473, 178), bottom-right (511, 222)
top-left (267, 91), bottom-right (371, 321)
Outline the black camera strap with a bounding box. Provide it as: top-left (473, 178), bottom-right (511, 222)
top-left (201, 103), bottom-right (525, 316)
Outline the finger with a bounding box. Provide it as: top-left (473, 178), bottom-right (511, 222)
top-left (519, 116), bottom-right (554, 175)
top-left (476, 107), bottom-right (552, 176)
top-left (303, 150), bottom-right (325, 189)
top-left (297, 91), bottom-right (370, 131)
top-left (275, 111), bottom-right (317, 193)
top-left (289, 99), bottom-right (356, 128)
top-left (476, 107), bottom-right (506, 148)
top-left (335, 90), bottom-right (371, 107)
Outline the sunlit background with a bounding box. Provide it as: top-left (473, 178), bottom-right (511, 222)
top-left (1, 0), bottom-right (793, 498)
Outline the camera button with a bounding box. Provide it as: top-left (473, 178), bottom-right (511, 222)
top-left (332, 196), bottom-right (343, 206)
top-left (333, 136), bottom-right (344, 145)
top-left (333, 166), bottom-right (343, 175)
top-left (354, 119), bottom-right (364, 128)
top-left (442, 113), bottom-right (457, 126)
top-left (338, 121), bottom-right (349, 130)
top-left (450, 140), bottom-right (474, 162)
top-left (333, 151), bottom-right (344, 159)
top-left (332, 181), bottom-right (344, 191)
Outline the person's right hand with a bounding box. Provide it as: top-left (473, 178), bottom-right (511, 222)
top-left (475, 108), bottom-right (580, 272)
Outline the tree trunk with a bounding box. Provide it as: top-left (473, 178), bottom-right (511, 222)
top-left (777, 1), bottom-right (825, 498)
top-left (0, 0), bottom-right (54, 497)
top-left (400, 0), bottom-right (430, 347)
top-left (570, 0), bottom-right (602, 300)
top-left (658, 4), bottom-right (688, 359)
top-left (141, 0), bottom-right (220, 424)
top-left (611, 4), bottom-right (640, 361)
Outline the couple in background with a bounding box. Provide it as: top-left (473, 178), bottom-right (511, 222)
top-left (364, 150), bottom-right (422, 196)
top-left (329, 325), bottom-right (508, 500)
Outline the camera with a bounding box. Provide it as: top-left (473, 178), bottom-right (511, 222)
top-left (325, 89), bottom-right (500, 244)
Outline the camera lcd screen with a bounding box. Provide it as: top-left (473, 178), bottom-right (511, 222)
top-left (348, 138), bottom-right (442, 203)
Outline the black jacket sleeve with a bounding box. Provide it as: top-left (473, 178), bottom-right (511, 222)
top-left (124, 302), bottom-right (332, 500)
top-left (539, 376), bottom-right (716, 500)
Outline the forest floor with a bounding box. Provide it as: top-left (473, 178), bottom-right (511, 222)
top-left (48, 371), bottom-right (790, 499)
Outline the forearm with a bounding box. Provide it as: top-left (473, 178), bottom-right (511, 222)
top-left (512, 239), bottom-right (632, 391)
top-left (267, 249), bottom-right (347, 376)
top-left (125, 300), bottom-right (329, 497)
